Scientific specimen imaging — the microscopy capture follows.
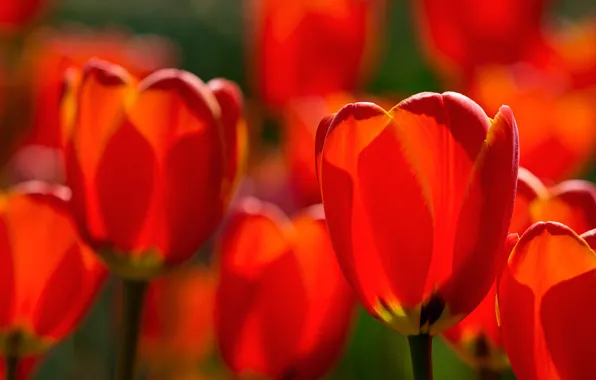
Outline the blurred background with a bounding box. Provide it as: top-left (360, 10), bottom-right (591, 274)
top-left (4, 0), bottom-right (596, 378)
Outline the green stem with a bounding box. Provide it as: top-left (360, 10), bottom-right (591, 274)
top-left (5, 354), bottom-right (17, 380)
top-left (408, 334), bottom-right (433, 380)
top-left (116, 279), bottom-right (148, 380)
top-left (477, 367), bottom-right (500, 380)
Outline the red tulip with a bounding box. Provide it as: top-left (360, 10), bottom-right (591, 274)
top-left (0, 181), bottom-right (106, 372)
top-left (467, 65), bottom-right (596, 182)
top-left (440, 234), bottom-right (518, 370)
top-left (441, 168), bottom-right (596, 369)
top-left (282, 93), bottom-right (354, 208)
top-left (139, 266), bottom-right (217, 376)
top-left (214, 198), bottom-right (355, 379)
top-left (248, 0), bottom-right (384, 109)
top-left (538, 18), bottom-right (596, 90)
top-left (497, 222), bottom-right (596, 380)
top-left (22, 27), bottom-right (176, 150)
top-left (62, 60), bottom-right (245, 279)
top-left (413, 0), bottom-right (549, 82)
top-left (316, 92), bottom-right (519, 335)
top-left (0, 0), bottom-right (49, 32)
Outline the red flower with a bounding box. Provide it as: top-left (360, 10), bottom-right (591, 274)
top-left (413, 0), bottom-right (549, 82)
top-left (248, 0), bottom-right (384, 109)
top-left (0, 0), bottom-right (49, 32)
top-left (316, 92), bottom-right (519, 335)
top-left (139, 266), bottom-right (217, 376)
top-left (282, 93), bottom-right (354, 207)
top-left (497, 222), bottom-right (596, 380)
top-left (466, 65), bottom-right (596, 182)
top-left (214, 198), bottom-right (355, 379)
top-left (22, 27), bottom-right (176, 150)
top-left (441, 169), bottom-right (596, 369)
top-left (0, 181), bottom-right (106, 371)
top-left (62, 60), bottom-right (245, 279)
top-left (538, 18), bottom-right (596, 90)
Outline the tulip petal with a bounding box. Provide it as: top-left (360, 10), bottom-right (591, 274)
top-left (441, 233), bottom-right (519, 369)
top-left (533, 180), bottom-right (596, 233)
top-left (163, 132), bottom-right (226, 264)
top-left (65, 60), bottom-right (134, 247)
top-left (129, 69), bottom-right (221, 158)
top-left (498, 222), bottom-right (596, 380)
top-left (95, 120), bottom-right (156, 252)
top-left (122, 69), bottom-right (226, 263)
top-left (208, 78), bottom-right (246, 191)
top-left (290, 207), bottom-right (355, 378)
top-left (71, 59), bottom-right (134, 175)
top-left (510, 167), bottom-right (546, 234)
top-left (314, 114), bottom-right (334, 186)
top-left (444, 105), bottom-right (518, 320)
top-left (321, 102), bottom-right (429, 323)
top-left (33, 244), bottom-right (105, 338)
top-left (215, 200), bottom-right (304, 377)
top-left (581, 228), bottom-right (596, 248)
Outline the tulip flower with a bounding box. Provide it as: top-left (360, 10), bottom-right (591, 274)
top-left (316, 92), bottom-right (519, 378)
top-left (282, 93), bottom-right (354, 208)
top-left (0, 181), bottom-right (106, 377)
top-left (467, 65), bottom-right (596, 182)
top-left (413, 0), bottom-right (549, 83)
top-left (497, 222), bottom-right (596, 380)
top-left (539, 18), bottom-right (596, 90)
top-left (62, 59), bottom-right (244, 279)
top-left (0, 0), bottom-right (49, 32)
top-left (214, 198), bottom-right (355, 379)
top-left (23, 27), bottom-right (176, 150)
top-left (441, 168), bottom-right (596, 372)
top-left (139, 266), bottom-right (217, 377)
top-left (248, 0), bottom-right (384, 109)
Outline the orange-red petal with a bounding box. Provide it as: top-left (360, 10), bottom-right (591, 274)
top-left (498, 222), bottom-right (596, 380)
top-left (443, 105), bottom-right (519, 317)
top-left (215, 198), bottom-right (354, 378)
top-left (532, 180), bottom-right (596, 233)
top-left (207, 78), bottom-right (247, 195)
top-left (509, 167), bottom-right (547, 234)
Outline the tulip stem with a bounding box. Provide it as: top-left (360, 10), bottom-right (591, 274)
top-left (477, 367), bottom-right (500, 380)
top-left (117, 279), bottom-right (148, 380)
top-left (5, 355), bottom-right (18, 380)
top-left (408, 334), bottom-right (433, 380)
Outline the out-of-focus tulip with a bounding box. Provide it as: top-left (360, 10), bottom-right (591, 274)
top-left (0, 0), bottom-right (49, 32)
top-left (514, 168), bottom-right (596, 233)
top-left (467, 65), bottom-right (596, 182)
top-left (539, 19), bottom-right (596, 90)
top-left (440, 235), bottom-right (518, 371)
top-left (282, 93), bottom-right (400, 209)
top-left (0, 181), bottom-right (106, 375)
top-left (62, 60), bottom-right (245, 280)
top-left (139, 265), bottom-right (217, 377)
top-left (214, 198), bottom-right (355, 379)
top-left (282, 93), bottom-right (354, 208)
top-left (497, 222), bottom-right (596, 380)
top-left (22, 27), bottom-right (176, 149)
top-left (413, 0), bottom-right (549, 83)
top-left (441, 168), bottom-right (596, 370)
top-left (248, 0), bottom-right (384, 110)
top-left (316, 92), bottom-right (519, 335)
